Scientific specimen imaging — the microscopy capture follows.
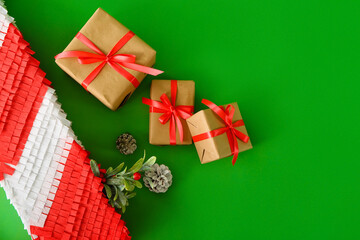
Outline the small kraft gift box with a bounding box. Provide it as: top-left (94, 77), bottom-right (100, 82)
top-left (186, 99), bottom-right (252, 165)
top-left (142, 80), bottom-right (195, 145)
top-left (55, 8), bottom-right (163, 110)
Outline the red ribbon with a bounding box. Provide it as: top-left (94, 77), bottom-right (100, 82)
top-left (55, 31), bottom-right (163, 90)
top-left (192, 99), bottom-right (250, 165)
top-left (0, 158), bottom-right (15, 181)
top-left (142, 80), bottom-right (194, 145)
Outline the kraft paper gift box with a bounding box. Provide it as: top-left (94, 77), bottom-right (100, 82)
top-left (55, 8), bottom-right (162, 110)
top-left (186, 101), bottom-right (252, 164)
top-left (143, 80), bottom-right (195, 145)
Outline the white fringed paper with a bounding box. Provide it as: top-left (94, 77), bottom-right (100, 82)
top-left (0, 2), bottom-right (13, 47)
top-left (1, 87), bottom-right (80, 234)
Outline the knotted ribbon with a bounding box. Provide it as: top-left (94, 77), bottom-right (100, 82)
top-left (0, 158), bottom-right (15, 181)
top-left (55, 31), bottom-right (163, 90)
top-left (142, 80), bottom-right (194, 145)
top-left (192, 99), bottom-right (250, 165)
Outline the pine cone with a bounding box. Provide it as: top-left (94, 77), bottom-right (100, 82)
top-left (116, 133), bottom-right (137, 155)
top-left (143, 164), bottom-right (172, 193)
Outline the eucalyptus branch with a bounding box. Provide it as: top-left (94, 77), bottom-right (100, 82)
top-left (90, 150), bottom-right (156, 214)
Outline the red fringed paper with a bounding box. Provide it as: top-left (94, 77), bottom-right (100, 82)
top-left (0, 24), bottom-right (48, 180)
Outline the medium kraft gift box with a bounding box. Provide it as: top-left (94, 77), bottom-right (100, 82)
top-left (55, 8), bottom-right (158, 110)
top-left (147, 80), bottom-right (195, 145)
top-left (186, 102), bottom-right (252, 164)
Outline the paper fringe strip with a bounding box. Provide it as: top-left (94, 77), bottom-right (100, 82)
top-left (0, 3), bottom-right (131, 240)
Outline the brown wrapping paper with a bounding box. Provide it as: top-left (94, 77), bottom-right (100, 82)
top-left (186, 102), bottom-right (252, 164)
top-left (55, 8), bottom-right (156, 110)
top-left (149, 80), bottom-right (195, 145)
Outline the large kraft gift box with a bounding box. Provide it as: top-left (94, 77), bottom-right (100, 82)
top-left (55, 8), bottom-right (158, 110)
top-left (147, 80), bottom-right (195, 145)
top-left (186, 102), bottom-right (252, 164)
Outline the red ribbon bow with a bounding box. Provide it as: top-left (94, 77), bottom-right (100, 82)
top-left (192, 99), bottom-right (250, 165)
top-left (142, 80), bottom-right (194, 145)
top-left (55, 31), bottom-right (163, 90)
top-left (0, 158), bottom-right (15, 181)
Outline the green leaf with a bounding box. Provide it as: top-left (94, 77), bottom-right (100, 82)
top-left (90, 160), bottom-right (100, 177)
top-left (103, 184), bottom-right (112, 199)
top-left (118, 184), bottom-right (125, 192)
top-left (124, 179), bottom-right (135, 191)
top-left (126, 192), bottom-right (136, 199)
top-left (109, 199), bottom-right (114, 207)
top-left (134, 180), bottom-right (142, 189)
top-left (141, 150), bottom-right (146, 161)
top-left (121, 204), bottom-right (126, 213)
top-left (115, 197), bottom-right (127, 213)
top-left (114, 185), bottom-right (119, 201)
top-left (106, 167), bottom-right (113, 176)
top-left (144, 156), bottom-right (156, 167)
top-left (113, 199), bottom-right (122, 210)
top-left (106, 178), bottom-right (123, 186)
top-left (140, 166), bottom-right (151, 172)
top-left (107, 162), bottom-right (124, 177)
top-left (119, 166), bottom-right (127, 175)
top-left (118, 190), bottom-right (127, 206)
top-left (124, 179), bottom-right (130, 190)
top-left (129, 157), bottom-right (145, 173)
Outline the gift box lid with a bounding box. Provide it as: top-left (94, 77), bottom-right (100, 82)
top-left (187, 102), bottom-right (252, 163)
top-left (148, 80), bottom-right (195, 145)
top-left (56, 8), bottom-right (156, 110)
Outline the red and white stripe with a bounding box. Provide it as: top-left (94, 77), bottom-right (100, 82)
top-left (0, 3), bottom-right (131, 240)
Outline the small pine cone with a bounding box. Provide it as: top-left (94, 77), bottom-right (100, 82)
top-left (116, 133), bottom-right (137, 155)
top-left (143, 164), bottom-right (172, 193)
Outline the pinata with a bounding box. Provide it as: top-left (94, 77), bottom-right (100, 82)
top-left (0, 2), bottom-right (131, 239)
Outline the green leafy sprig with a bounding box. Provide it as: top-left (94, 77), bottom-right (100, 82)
top-left (90, 151), bottom-right (156, 213)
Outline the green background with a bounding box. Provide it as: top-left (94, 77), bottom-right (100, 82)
top-left (1, 0), bottom-right (359, 239)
